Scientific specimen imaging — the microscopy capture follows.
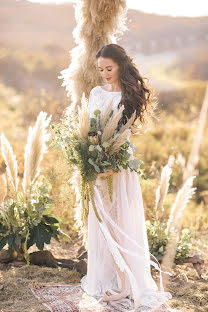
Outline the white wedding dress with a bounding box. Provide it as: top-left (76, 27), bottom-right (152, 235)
top-left (75, 86), bottom-right (179, 312)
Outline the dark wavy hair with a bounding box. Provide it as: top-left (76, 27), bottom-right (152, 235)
top-left (96, 44), bottom-right (158, 129)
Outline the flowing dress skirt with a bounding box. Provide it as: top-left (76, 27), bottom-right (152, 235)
top-left (80, 162), bottom-right (175, 311)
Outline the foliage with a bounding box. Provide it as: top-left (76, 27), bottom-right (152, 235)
top-left (0, 176), bottom-right (63, 262)
top-left (133, 109), bottom-right (208, 203)
top-left (0, 38), bottom-right (207, 249)
top-left (51, 109), bottom-right (145, 182)
top-left (0, 112), bottom-right (67, 264)
top-left (51, 105), bottom-right (146, 224)
top-left (146, 219), bottom-right (195, 262)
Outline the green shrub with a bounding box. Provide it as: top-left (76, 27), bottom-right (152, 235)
top-left (0, 175), bottom-right (65, 263)
top-left (146, 219), bottom-right (195, 262)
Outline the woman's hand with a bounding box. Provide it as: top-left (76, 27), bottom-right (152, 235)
top-left (97, 169), bottom-right (114, 178)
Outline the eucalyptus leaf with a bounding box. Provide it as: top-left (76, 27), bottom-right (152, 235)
top-left (89, 145), bottom-right (95, 152)
top-left (88, 158), bottom-right (100, 173)
top-left (140, 163), bottom-right (145, 169)
top-left (128, 159), bottom-right (141, 171)
top-left (129, 142), bottom-right (137, 152)
top-left (102, 142), bottom-right (110, 148)
top-left (96, 145), bottom-right (102, 152)
top-left (88, 158), bottom-right (95, 166)
top-left (94, 164), bottom-right (100, 173)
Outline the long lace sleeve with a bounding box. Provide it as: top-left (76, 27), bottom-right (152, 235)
top-left (88, 87), bottom-right (98, 117)
top-left (88, 87), bottom-right (95, 107)
top-left (89, 88), bottom-right (94, 102)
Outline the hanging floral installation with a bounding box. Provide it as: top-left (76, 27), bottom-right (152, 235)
top-left (58, 0), bottom-right (128, 113)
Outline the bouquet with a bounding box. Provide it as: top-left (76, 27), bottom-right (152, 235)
top-left (51, 95), bottom-right (145, 224)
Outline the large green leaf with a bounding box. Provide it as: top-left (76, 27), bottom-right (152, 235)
top-left (42, 214), bottom-right (61, 224)
top-left (88, 158), bottom-right (100, 173)
top-left (0, 235), bottom-right (9, 250)
top-left (31, 224), bottom-right (52, 250)
top-left (7, 234), bottom-right (16, 249)
top-left (14, 236), bottom-right (20, 252)
top-left (44, 224), bottom-right (59, 241)
top-left (27, 232), bottom-right (35, 249)
top-left (89, 145), bottom-right (95, 152)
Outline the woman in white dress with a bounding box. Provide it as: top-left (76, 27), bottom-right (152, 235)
top-left (80, 44), bottom-right (177, 312)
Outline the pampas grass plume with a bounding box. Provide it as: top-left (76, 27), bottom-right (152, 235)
top-left (118, 110), bottom-right (136, 135)
top-left (109, 128), bottom-right (131, 155)
top-left (101, 105), bottom-right (125, 143)
top-left (166, 176), bottom-right (196, 233)
top-left (1, 133), bottom-right (19, 192)
top-left (2, 173), bottom-right (8, 201)
top-left (100, 98), bottom-right (115, 129)
top-left (22, 111), bottom-right (52, 193)
top-left (155, 164), bottom-right (172, 220)
top-left (77, 93), bottom-right (90, 140)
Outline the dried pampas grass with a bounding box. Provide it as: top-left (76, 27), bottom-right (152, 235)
top-left (1, 133), bottom-right (19, 192)
top-left (100, 98), bottom-right (115, 129)
top-left (22, 111), bottom-right (52, 193)
top-left (0, 174), bottom-right (8, 218)
top-left (155, 164), bottom-right (172, 220)
top-left (58, 0), bottom-right (127, 111)
top-left (2, 173), bottom-right (8, 201)
top-left (101, 105), bottom-right (125, 143)
top-left (106, 110), bottom-right (136, 155)
top-left (109, 129), bottom-right (131, 155)
top-left (166, 176), bottom-right (196, 233)
top-left (68, 168), bottom-right (88, 249)
top-left (118, 110), bottom-right (136, 135)
top-left (162, 175), bottom-right (196, 287)
top-left (183, 84), bottom-right (208, 181)
top-left (77, 94), bottom-right (90, 140)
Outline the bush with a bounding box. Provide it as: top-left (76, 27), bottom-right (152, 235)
top-left (146, 219), bottom-right (195, 262)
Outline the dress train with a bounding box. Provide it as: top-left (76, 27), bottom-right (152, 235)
top-left (80, 164), bottom-right (177, 311)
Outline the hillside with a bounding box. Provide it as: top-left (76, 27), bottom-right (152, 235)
top-left (0, 0), bottom-right (207, 54)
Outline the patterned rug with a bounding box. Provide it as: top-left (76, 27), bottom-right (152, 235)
top-left (30, 283), bottom-right (135, 312)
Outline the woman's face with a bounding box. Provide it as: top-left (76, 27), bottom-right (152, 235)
top-left (97, 57), bottom-right (120, 85)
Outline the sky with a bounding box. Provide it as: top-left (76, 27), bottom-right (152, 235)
top-left (27, 0), bottom-right (208, 17)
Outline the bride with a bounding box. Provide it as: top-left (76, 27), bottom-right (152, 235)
top-left (78, 44), bottom-right (178, 312)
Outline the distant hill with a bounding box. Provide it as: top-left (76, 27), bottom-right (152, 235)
top-left (0, 0), bottom-right (208, 54)
top-left (0, 0), bottom-right (207, 93)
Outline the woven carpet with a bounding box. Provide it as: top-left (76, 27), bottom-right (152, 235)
top-left (30, 283), bottom-right (135, 312)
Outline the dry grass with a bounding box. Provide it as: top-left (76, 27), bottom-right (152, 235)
top-left (0, 235), bottom-right (207, 312)
top-left (153, 236), bottom-right (208, 312)
top-left (165, 267), bottom-right (208, 312)
top-left (0, 237), bottom-right (81, 311)
top-left (77, 94), bottom-right (90, 140)
top-left (0, 265), bottom-right (80, 312)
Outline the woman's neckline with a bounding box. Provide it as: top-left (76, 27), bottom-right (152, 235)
top-left (98, 86), bottom-right (121, 93)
